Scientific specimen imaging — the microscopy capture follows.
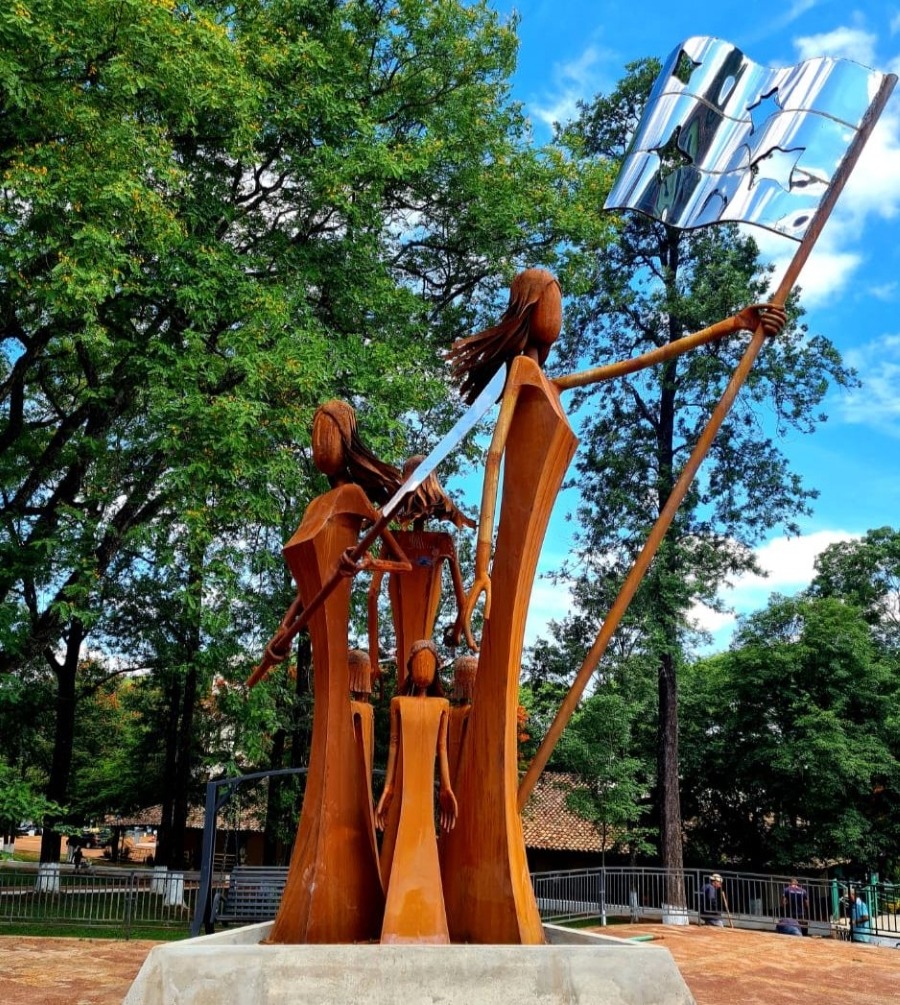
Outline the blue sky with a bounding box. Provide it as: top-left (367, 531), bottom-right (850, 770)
top-left (460, 2), bottom-right (900, 651)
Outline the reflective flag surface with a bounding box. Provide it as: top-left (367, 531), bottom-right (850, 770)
top-left (604, 36), bottom-right (889, 239)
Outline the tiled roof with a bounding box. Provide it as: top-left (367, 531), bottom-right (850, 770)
top-left (521, 771), bottom-right (606, 852)
top-left (102, 803), bottom-right (264, 830)
top-left (108, 771), bottom-right (610, 852)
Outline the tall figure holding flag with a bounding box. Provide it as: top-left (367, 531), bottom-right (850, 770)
top-left (440, 36), bottom-right (895, 945)
top-left (439, 268), bottom-right (784, 944)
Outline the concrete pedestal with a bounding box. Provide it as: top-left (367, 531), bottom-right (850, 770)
top-left (125, 923), bottom-right (695, 1005)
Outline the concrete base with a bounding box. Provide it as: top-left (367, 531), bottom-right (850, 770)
top-left (125, 922), bottom-right (695, 1004)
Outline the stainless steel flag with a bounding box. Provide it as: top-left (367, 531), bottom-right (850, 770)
top-left (604, 36), bottom-right (890, 239)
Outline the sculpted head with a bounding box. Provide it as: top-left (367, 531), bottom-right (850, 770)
top-left (447, 268), bottom-right (562, 404)
top-left (310, 399), bottom-right (401, 504)
top-left (402, 639), bottom-right (446, 697)
top-left (451, 654), bottom-right (478, 704)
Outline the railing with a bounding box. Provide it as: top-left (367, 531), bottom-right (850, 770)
top-left (531, 866), bottom-right (900, 944)
top-left (0, 862), bottom-right (199, 937)
top-left (3, 858), bottom-right (899, 945)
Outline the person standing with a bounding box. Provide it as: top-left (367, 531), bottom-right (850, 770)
top-left (781, 878), bottom-right (810, 936)
top-left (700, 873), bottom-right (725, 926)
top-left (848, 887), bottom-right (872, 943)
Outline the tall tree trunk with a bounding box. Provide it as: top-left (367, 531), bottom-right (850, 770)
top-left (39, 620), bottom-right (84, 863)
top-left (165, 557), bottom-right (203, 870)
top-left (657, 647), bottom-right (685, 904)
top-left (168, 661), bottom-right (198, 868)
top-left (154, 671), bottom-right (181, 867)
top-left (655, 225), bottom-right (685, 905)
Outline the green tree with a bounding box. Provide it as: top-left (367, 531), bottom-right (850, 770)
top-left (1, 0), bottom-right (573, 860)
top-left (0, 762), bottom-right (63, 847)
top-left (555, 690), bottom-right (655, 869)
top-left (681, 595), bottom-right (900, 870)
top-left (531, 59), bottom-right (854, 890)
top-left (812, 527), bottom-right (900, 651)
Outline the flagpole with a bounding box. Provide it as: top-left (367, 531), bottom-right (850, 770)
top-left (518, 71), bottom-right (897, 811)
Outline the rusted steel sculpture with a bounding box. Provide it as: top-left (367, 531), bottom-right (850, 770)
top-left (244, 39), bottom-right (894, 951)
top-left (367, 456), bottom-right (475, 690)
top-left (448, 654), bottom-right (478, 784)
top-left (260, 401), bottom-right (410, 944)
top-left (440, 269), bottom-right (785, 944)
top-left (349, 647), bottom-right (379, 867)
top-left (375, 640), bottom-right (457, 944)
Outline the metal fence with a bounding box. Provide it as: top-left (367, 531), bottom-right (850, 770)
top-left (0, 862), bottom-right (199, 937)
top-left (531, 866), bottom-right (900, 944)
top-left (3, 859), bottom-right (899, 944)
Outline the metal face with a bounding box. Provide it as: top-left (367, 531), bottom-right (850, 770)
top-left (604, 36), bottom-right (888, 239)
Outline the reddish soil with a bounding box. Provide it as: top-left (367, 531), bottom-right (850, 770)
top-left (597, 922), bottom-right (900, 1005)
top-left (1, 922), bottom-right (899, 1004)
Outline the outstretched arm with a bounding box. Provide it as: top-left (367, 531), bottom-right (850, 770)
top-left (247, 592), bottom-right (305, 687)
top-left (553, 304), bottom-right (787, 392)
top-left (444, 550), bottom-right (478, 651)
top-left (341, 523), bottom-right (411, 576)
top-left (462, 378), bottom-right (524, 637)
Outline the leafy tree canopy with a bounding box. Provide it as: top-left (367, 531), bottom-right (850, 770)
top-left (681, 594), bottom-right (900, 871)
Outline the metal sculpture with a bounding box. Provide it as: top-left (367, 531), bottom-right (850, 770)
top-left (375, 640), bottom-right (456, 944)
top-left (260, 401), bottom-right (410, 944)
top-left (367, 456), bottom-right (476, 691)
top-left (440, 269), bottom-right (785, 944)
top-left (246, 39), bottom-right (894, 950)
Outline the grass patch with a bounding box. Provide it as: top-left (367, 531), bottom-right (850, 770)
top-left (553, 915), bottom-right (633, 928)
top-left (0, 922), bottom-right (188, 940)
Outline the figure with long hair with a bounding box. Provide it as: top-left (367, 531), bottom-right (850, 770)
top-left (261, 400), bottom-right (411, 944)
top-left (367, 455), bottom-right (476, 693)
top-left (440, 268), bottom-right (785, 944)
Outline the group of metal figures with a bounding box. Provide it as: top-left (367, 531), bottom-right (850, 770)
top-left (249, 269), bottom-right (786, 946)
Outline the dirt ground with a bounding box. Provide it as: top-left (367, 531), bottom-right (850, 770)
top-left (11, 833), bottom-right (156, 864)
top-left (603, 923), bottom-right (900, 1004)
top-left (1, 923), bottom-right (899, 1004)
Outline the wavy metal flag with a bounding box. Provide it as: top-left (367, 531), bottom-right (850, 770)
top-left (604, 36), bottom-right (890, 239)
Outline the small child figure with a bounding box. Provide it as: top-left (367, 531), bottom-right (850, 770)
top-left (375, 640), bottom-right (456, 943)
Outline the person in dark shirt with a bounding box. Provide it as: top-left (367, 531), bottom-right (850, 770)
top-left (700, 873), bottom-right (725, 926)
top-left (781, 878), bottom-right (809, 935)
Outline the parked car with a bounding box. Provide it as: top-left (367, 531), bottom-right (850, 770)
top-left (15, 821), bottom-right (41, 836)
top-left (78, 828), bottom-right (113, 848)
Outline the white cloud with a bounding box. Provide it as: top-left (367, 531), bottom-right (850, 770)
top-left (690, 529), bottom-right (860, 647)
top-left (524, 577), bottom-right (574, 645)
top-left (838, 332), bottom-right (900, 434)
top-left (868, 280), bottom-right (899, 300)
top-left (793, 26), bottom-right (877, 65)
top-left (530, 44), bottom-right (613, 131)
top-left (890, 13), bottom-right (900, 35)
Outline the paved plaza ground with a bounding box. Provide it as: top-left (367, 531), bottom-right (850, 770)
top-left (1, 922), bottom-right (899, 1004)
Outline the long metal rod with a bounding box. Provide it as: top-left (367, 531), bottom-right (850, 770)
top-left (518, 71), bottom-right (897, 810)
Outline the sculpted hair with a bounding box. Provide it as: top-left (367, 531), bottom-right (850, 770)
top-left (446, 268), bottom-right (562, 404)
top-left (401, 639), bottom-right (446, 697)
top-left (313, 399), bottom-right (402, 505)
top-left (396, 455), bottom-right (475, 530)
